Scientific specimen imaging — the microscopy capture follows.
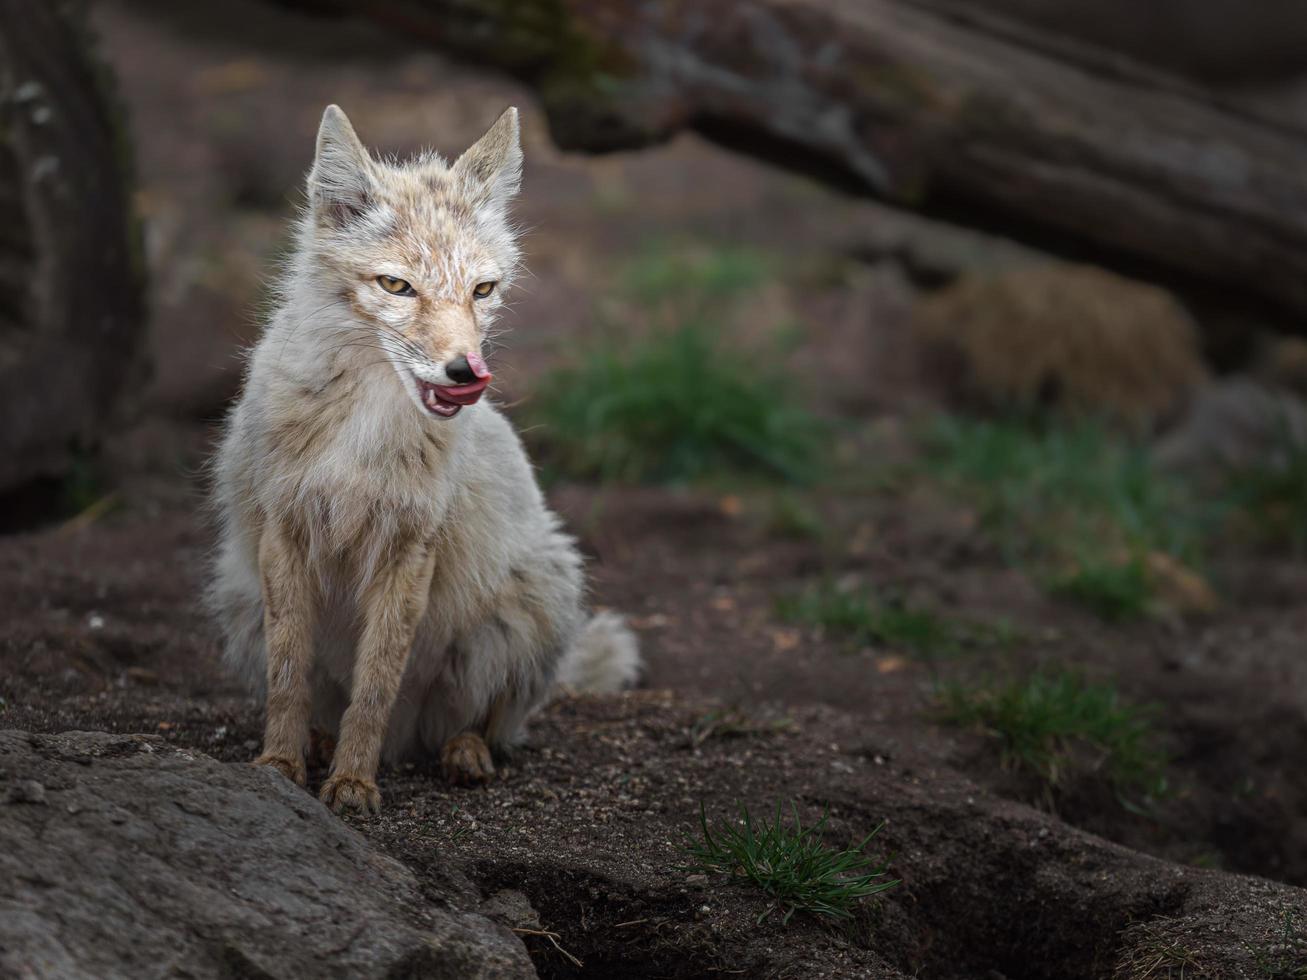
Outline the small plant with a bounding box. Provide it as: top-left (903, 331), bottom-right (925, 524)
top-left (938, 669), bottom-right (1167, 802)
top-left (529, 323), bottom-right (824, 484)
top-left (922, 414), bottom-right (1211, 619)
top-left (776, 581), bottom-right (1012, 659)
top-left (685, 802), bottom-right (899, 924)
top-left (1245, 909), bottom-right (1307, 979)
top-left (1116, 921), bottom-right (1201, 980)
top-left (526, 243), bottom-right (826, 485)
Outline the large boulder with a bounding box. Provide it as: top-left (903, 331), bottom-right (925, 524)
top-left (0, 730), bottom-right (535, 979)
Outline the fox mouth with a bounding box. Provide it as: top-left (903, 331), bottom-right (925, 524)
top-left (415, 376), bottom-right (490, 418)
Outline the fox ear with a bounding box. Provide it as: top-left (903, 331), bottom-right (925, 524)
top-left (451, 107), bottom-right (522, 208)
top-left (309, 105), bottom-right (375, 227)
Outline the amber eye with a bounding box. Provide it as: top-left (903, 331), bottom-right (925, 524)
top-left (377, 275), bottom-right (415, 296)
top-left (472, 281), bottom-right (497, 300)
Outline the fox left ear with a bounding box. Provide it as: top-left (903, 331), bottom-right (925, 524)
top-left (451, 107), bottom-right (522, 208)
top-left (309, 105), bottom-right (376, 227)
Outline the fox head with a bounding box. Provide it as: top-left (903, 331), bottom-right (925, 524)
top-left (299, 104), bottom-right (522, 420)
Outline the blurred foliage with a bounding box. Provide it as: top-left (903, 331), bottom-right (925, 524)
top-left (938, 669), bottom-right (1168, 805)
top-left (921, 414), bottom-right (1213, 619)
top-left (527, 244), bottom-right (825, 484)
top-left (776, 580), bottom-right (1014, 659)
top-left (1217, 417), bottom-right (1307, 559)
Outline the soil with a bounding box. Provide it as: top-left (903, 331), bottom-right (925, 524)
top-left (3, 2), bottom-right (1306, 977)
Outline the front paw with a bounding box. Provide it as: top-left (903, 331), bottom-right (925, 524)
top-left (441, 733), bottom-right (496, 787)
top-left (319, 772), bottom-right (381, 815)
top-left (253, 753), bottom-right (307, 787)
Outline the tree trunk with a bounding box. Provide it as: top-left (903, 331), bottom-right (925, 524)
top-left (0, 0), bottom-right (146, 492)
top-left (284, 0), bottom-right (1307, 321)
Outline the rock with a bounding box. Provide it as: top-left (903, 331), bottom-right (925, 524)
top-left (0, 730), bottom-right (535, 980)
top-left (913, 263), bottom-right (1208, 428)
top-left (1255, 335), bottom-right (1307, 398)
top-left (1155, 377), bottom-right (1307, 474)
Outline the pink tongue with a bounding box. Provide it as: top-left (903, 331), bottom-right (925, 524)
top-left (466, 352), bottom-right (492, 380)
top-left (434, 377), bottom-right (490, 405)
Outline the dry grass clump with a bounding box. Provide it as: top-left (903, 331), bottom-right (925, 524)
top-left (914, 263), bottom-right (1208, 429)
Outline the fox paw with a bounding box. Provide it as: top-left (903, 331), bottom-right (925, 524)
top-left (319, 772), bottom-right (380, 815)
top-left (441, 733), bottom-right (496, 787)
top-left (253, 753), bottom-right (306, 787)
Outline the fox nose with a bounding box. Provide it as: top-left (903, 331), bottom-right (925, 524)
top-left (444, 354), bottom-right (477, 384)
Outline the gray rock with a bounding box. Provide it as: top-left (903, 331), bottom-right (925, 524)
top-left (0, 730), bottom-right (536, 980)
top-left (1154, 378), bottom-right (1307, 475)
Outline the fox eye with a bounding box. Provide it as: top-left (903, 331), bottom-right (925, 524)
top-left (472, 281), bottom-right (497, 300)
top-left (377, 275), bottom-right (415, 296)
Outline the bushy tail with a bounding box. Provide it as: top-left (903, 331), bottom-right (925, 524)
top-left (555, 611), bottom-right (641, 693)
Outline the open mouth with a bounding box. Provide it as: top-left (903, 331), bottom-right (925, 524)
top-left (416, 376), bottom-right (491, 418)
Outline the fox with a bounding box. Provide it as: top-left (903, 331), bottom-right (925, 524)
top-left (208, 104), bottom-right (639, 814)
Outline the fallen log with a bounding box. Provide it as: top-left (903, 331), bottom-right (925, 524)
top-left (285, 0), bottom-right (1307, 320)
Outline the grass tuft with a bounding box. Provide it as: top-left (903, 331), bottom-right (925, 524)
top-left (685, 802), bottom-right (899, 925)
top-left (1117, 921), bottom-right (1201, 980)
top-left (529, 325), bottom-right (824, 484)
top-left (776, 581), bottom-right (1013, 658)
top-left (922, 414), bottom-right (1210, 619)
top-left (938, 669), bottom-right (1167, 801)
top-left (526, 243), bottom-right (826, 485)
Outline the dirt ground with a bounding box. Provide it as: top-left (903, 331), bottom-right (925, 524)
top-left (3, 2), bottom-right (1307, 977)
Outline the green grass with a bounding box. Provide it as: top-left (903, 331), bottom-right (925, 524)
top-left (685, 802), bottom-right (899, 924)
top-left (938, 669), bottom-right (1167, 801)
top-left (527, 244), bottom-right (824, 485)
top-left (922, 415), bottom-right (1210, 619)
top-left (1047, 553), bottom-right (1152, 622)
top-left (529, 325), bottom-right (824, 483)
top-left (776, 581), bottom-right (1013, 659)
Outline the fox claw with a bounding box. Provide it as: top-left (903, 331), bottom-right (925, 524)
top-left (253, 753), bottom-right (307, 787)
top-left (319, 773), bottom-right (381, 815)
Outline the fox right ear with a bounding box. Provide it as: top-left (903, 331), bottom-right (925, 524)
top-left (308, 105), bottom-right (374, 227)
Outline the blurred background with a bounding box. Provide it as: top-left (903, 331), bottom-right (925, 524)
top-left (3, 0), bottom-right (1307, 897)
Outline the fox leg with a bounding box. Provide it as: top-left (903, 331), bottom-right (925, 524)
top-left (320, 537), bottom-right (435, 815)
top-left (436, 580), bottom-right (573, 787)
top-left (253, 521), bottom-right (316, 786)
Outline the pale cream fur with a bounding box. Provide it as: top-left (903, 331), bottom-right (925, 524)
top-left (208, 105), bottom-right (639, 813)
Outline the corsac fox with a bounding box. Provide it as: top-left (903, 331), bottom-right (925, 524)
top-left (208, 105), bottom-right (639, 814)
